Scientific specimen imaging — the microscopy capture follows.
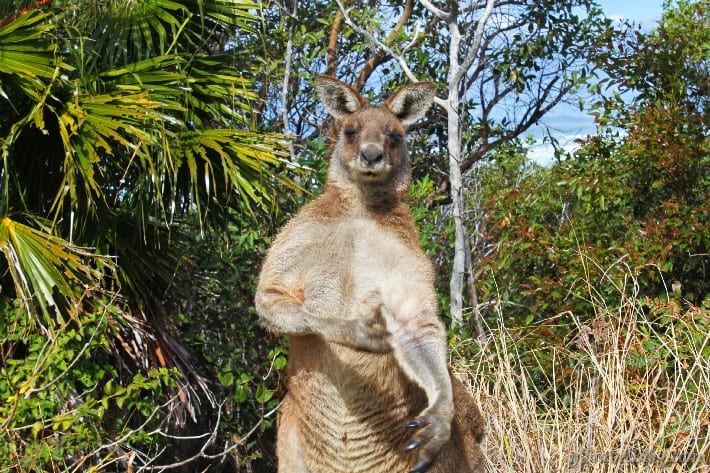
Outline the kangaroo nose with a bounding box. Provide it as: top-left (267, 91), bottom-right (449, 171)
top-left (360, 143), bottom-right (383, 165)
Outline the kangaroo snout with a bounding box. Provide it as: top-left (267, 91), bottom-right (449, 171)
top-left (360, 143), bottom-right (384, 165)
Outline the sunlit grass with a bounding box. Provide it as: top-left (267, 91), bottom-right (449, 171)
top-left (455, 273), bottom-right (709, 472)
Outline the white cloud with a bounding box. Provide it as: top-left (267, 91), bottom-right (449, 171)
top-left (527, 134), bottom-right (585, 166)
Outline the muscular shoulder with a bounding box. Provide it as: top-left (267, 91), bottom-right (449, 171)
top-left (300, 186), bottom-right (348, 220)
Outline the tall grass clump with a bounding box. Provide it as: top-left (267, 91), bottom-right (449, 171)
top-left (454, 269), bottom-right (709, 472)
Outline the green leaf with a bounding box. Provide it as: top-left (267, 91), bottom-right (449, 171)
top-left (234, 385), bottom-right (249, 403)
top-left (0, 9), bottom-right (72, 100)
top-left (255, 384), bottom-right (274, 404)
top-left (218, 370), bottom-right (234, 387)
top-left (0, 217), bottom-right (112, 324)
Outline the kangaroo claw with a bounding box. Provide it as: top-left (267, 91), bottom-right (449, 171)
top-left (409, 459), bottom-right (432, 473)
top-left (404, 440), bottom-right (420, 452)
top-left (406, 419), bottom-right (424, 429)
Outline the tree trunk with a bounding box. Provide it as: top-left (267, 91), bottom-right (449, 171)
top-left (420, 0), bottom-right (496, 330)
top-left (447, 90), bottom-right (466, 329)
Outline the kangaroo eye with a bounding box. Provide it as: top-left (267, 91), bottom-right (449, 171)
top-left (388, 133), bottom-right (403, 145)
top-left (344, 128), bottom-right (359, 140)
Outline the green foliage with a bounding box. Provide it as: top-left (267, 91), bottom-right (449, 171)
top-left (0, 216), bottom-right (111, 326)
top-left (0, 300), bottom-right (178, 472)
top-left (468, 1), bottom-right (709, 329)
top-left (0, 2), bottom-right (305, 469)
top-left (166, 209), bottom-right (291, 469)
top-left (409, 176), bottom-right (455, 321)
top-left (0, 0), bottom-right (300, 321)
top-left (595, 0), bottom-right (708, 125)
top-left (256, 0), bottom-right (611, 176)
top-left (472, 132), bottom-right (707, 328)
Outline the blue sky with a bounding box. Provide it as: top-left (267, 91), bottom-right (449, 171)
top-left (528, 1), bottom-right (665, 164)
top-left (597, 0), bottom-right (664, 26)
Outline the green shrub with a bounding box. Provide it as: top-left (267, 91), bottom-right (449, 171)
top-left (469, 130), bottom-right (708, 331)
top-left (0, 299), bottom-right (178, 472)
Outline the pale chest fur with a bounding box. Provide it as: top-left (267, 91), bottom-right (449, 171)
top-left (270, 211), bottom-right (437, 325)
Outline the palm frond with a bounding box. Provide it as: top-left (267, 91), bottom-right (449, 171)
top-left (0, 216), bottom-right (112, 328)
top-left (0, 8), bottom-right (71, 103)
top-left (66, 53), bottom-right (297, 222)
top-left (98, 54), bottom-right (259, 128)
top-left (0, 3), bottom-right (302, 409)
top-left (172, 128), bottom-right (298, 216)
top-left (86, 0), bottom-right (258, 69)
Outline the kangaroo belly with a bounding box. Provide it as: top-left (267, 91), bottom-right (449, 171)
top-left (281, 337), bottom-right (426, 472)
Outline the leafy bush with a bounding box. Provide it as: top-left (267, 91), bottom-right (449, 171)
top-left (458, 0), bottom-right (709, 332)
top-left (163, 209), bottom-right (293, 470)
top-left (409, 175), bottom-right (455, 318)
top-left (0, 299), bottom-right (178, 472)
top-left (470, 128), bottom-right (708, 330)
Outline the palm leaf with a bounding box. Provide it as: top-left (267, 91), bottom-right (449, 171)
top-left (87, 0), bottom-right (258, 69)
top-left (63, 53), bottom-right (297, 221)
top-left (172, 129), bottom-right (300, 215)
top-left (183, 55), bottom-right (260, 126)
top-left (0, 216), bottom-right (112, 327)
top-left (48, 91), bottom-right (168, 221)
top-left (0, 9), bottom-right (71, 102)
top-left (2, 0), bottom-right (303, 326)
top-left (98, 54), bottom-right (259, 128)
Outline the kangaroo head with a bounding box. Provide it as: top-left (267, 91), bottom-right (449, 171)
top-left (314, 76), bottom-right (436, 190)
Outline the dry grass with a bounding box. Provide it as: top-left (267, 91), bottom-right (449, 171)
top-left (454, 285), bottom-right (709, 472)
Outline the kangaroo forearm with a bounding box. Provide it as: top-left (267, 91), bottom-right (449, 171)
top-left (255, 290), bottom-right (366, 348)
top-left (381, 307), bottom-right (452, 410)
top-left (393, 333), bottom-right (453, 410)
top-left (255, 289), bottom-right (323, 336)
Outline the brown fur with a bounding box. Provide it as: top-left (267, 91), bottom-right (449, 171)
top-left (255, 76), bottom-right (484, 472)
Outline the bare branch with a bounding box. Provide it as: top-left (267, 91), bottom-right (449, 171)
top-left (281, 0), bottom-right (297, 160)
top-left (334, 0), bottom-right (421, 85)
top-left (460, 0), bottom-right (497, 80)
top-left (463, 16), bottom-right (526, 93)
top-left (418, 0), bottom-right (450, 21)
top-left (354, 0), bottom-right (416, 90)
top-left (58, 399), bottom-right (282, 473)
top-left (327, 1), bottom-right (350, 76)
top-left (146, 402), bottom-right (281, 471)
top-left (462, 77), bottom-right (572, 170)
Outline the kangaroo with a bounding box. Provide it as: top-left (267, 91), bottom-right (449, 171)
top-left (255, 76), bottom-right (485, 473)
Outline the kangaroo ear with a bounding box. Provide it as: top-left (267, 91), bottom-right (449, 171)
top-left (385, 82), bottom-right (437, 127)
top-left (314, 75), bottom-right (366, 119)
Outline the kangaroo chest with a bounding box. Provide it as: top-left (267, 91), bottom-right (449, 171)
top-left (292, 216), bottom-right (431, 320)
